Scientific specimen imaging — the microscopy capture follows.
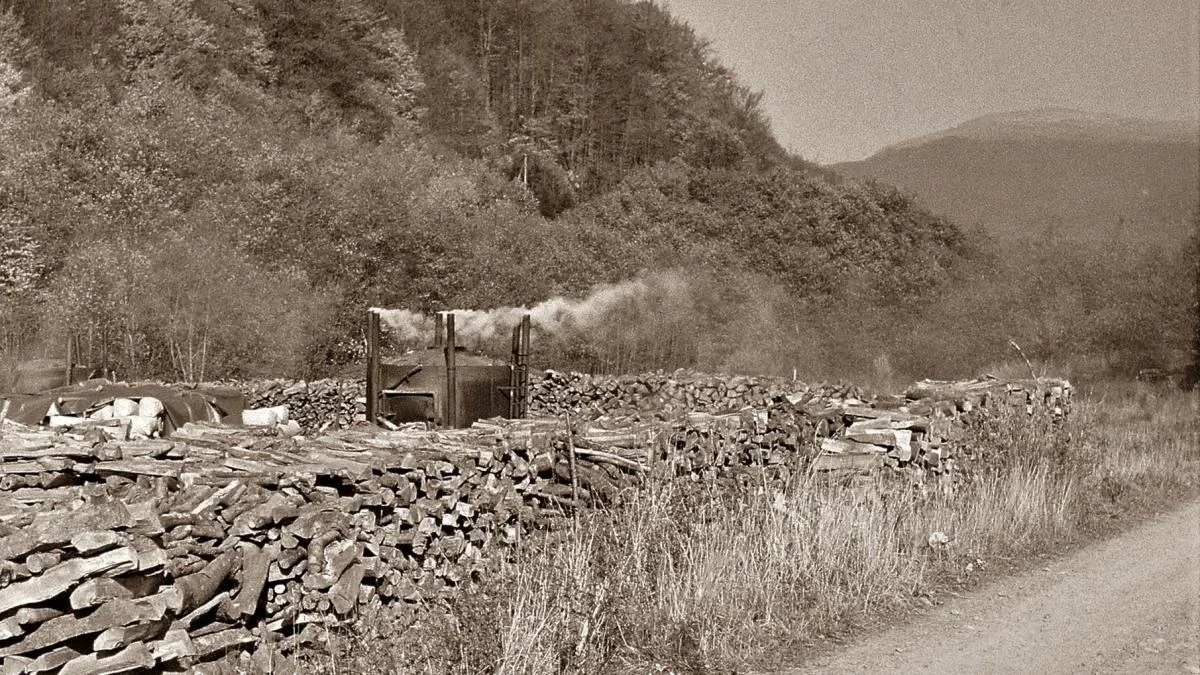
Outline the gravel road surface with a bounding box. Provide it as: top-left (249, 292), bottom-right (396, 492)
top-left (779, 500), bottom-right (1200, 674)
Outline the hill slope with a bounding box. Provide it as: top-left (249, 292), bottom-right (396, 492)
top-left (0, 0), bottom-right (969, 380)
top-left (832, 109), bottom-right (1200, 241)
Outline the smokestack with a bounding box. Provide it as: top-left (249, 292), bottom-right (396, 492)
top-left (366, 310), bottom-right (381, 425)
top-left (518, 314), bottom-right (531, 417)
top-left (434, 312), bottom-right (444, 348)
top-left (444, 313), bottom-right (457, 428)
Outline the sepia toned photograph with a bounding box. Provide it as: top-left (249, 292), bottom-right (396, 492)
top-left (0, 1), bottom-right (1196, 673)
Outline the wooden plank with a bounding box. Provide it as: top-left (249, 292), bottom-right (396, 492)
top-left (819, 438), bottom-right (884, 455)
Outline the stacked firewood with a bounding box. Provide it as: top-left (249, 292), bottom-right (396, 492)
top-left (237, 379), bottom-right (367, 432)
top-left (0, 416), bottom-right (667, 672)
top-left (0, 373), bottom-right (1071, 672)
top-left (529, 369), bottom-right (867, 419)
top-left (901, 377), bottom-right (1072, 418)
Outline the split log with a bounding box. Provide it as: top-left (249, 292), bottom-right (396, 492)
top-left (0, 501), bottom-right (133, 561)
top-left (0, 547), bottom-right (138, 614)
top-left (93, 617), bottom-right (171, 652)
top-left (25, 646), bottom-right (81, 674)
top-left (69, 577), bottom-right (134, 610)
top-left (57, 641), bottom-right (153, 675)
top-left (175, 550), bottom-right (240, 613)
top-left (223, 543), bottom-right (271, 619)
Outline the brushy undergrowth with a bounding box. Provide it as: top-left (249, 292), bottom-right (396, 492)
top-left (306, 382), bottom-right (1199, 674)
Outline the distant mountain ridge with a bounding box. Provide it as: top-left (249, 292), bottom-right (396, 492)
top-left (833, 109), bottom-right (1200, 241)
top-left (883, 108), bottom-right (1198, 152)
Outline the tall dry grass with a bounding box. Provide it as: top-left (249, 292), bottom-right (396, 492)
top-left (309, 382), bottom-right (1199, 674)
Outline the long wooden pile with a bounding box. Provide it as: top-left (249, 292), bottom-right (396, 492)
top-left (529, 369), bottom-right (868, 418)
top-left (901, 377), bottom-right (1072, 418)
top-left (0, 373), bottom-right (1071, 672)
top-left (0, 415), bottom-right (674, 672)
top-left (238, 379), bottom-right (367, 432)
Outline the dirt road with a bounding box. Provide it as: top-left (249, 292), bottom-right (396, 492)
top-left (781, 500), bottom-right (1200, 674)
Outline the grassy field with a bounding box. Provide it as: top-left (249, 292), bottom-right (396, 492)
top-left (305, 380), bottom-right (1199, 674)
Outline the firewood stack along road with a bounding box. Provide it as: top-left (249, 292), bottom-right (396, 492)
top-left (0, 371), bottom-right (1071, 672)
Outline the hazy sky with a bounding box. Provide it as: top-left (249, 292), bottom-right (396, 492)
top-left (663, 0), bottom-right (1200, 163)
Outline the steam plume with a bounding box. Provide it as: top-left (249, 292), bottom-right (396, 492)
top-left (371, 274), bottom-right (686, 344)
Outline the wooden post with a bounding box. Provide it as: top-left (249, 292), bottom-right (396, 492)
top-left (444, 313), bottom-right (457, 429)
top-left (366, 311), bottom-right (380, 426)
top-left (565, 414), bottom-right (579, 504)
top-left (433, 313), bottom-right (444, 349)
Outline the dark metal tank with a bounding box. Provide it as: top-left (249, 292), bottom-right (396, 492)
top-left (378, 348), bottom-right (511, 428)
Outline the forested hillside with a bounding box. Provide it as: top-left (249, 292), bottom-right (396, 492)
top-left (0, 0), bottom-right (974, 381)
top-left (0, 1), bottom-right (1193, 384)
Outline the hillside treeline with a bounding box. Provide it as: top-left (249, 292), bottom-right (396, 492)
top-left (0, 1), bottom-right (1193, 384)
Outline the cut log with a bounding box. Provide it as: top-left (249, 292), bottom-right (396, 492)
top-left (25, 646), bottom-right (81, 674)
top-left (69, 577), bottom-right (134, 611)
top-left (0, 617), bottom-right (22, 640)
top-left (2, 655), bottom-right (31, 675)
top-left (93, 617), bottom-right (170, 652)
top-left (57, 641), bottom-right (153, 675)
top-left (0, 546), bottom-right (138, 614)
top-left (0, 599), bottom-right (134, 657)
top-left (0, 501), bottom-right (133, 561)
top-left (175, 549), bottom-right (239, 613)
top-left (223, 542), bottom-right (271, 620)
top-left (149, 628), bottom-right (196, 663)
top-left (329, 562), bottom-right (365, 615)
top-left (14, 607), bottom-right (65, 626)
top-left (192, 628), bottom-right (255, 658)
top-left (175, 590), bottom-right (229, 630)
top-left (70, 531), bottom-right (127, 554)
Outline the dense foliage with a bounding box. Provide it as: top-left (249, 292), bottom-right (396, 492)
top-left (0, 1), bottom-right (1193, 383)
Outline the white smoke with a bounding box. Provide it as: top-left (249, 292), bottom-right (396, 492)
top-left (371, 275), bottom-right (684, 345)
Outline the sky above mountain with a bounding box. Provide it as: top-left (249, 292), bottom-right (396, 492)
top-left (663, 0), bottom-right (1200, 163)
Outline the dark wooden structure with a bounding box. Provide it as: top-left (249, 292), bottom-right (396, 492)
top-left (365, 310), bottom-right (531, 429)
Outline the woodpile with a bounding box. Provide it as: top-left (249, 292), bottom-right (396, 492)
top-left (0, 414), bottom-right (678, 672)
top-left (0, 372), bottom-right (1071, 672)
top-left (237, 379), bottom-right (367, 433)
top-left (901, 377), bottom-right (1072, 418)
top-left (529, 369), bottom-right (867, 418)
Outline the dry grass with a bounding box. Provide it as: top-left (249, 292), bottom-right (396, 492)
top-left (307, 381), bottom-right (1199, 674)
